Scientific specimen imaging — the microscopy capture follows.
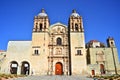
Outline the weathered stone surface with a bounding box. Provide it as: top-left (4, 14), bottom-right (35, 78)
top-left (9, 75), bottom-right (93, 80)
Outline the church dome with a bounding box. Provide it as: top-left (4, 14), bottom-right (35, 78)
top-left (71, 9), bottom-right (80, 17)
top-left (86, 40), bottom-right (106, 48)
top-left (38, 8), bottom-right (48, 17)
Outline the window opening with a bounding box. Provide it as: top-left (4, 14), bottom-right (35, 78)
top-left (76, 50), bottom-right (82, 55)
top-left (40, 24), bottom-right (42, 31)
top-left (34, 50), bottom-right (39, 55)
top-left (75, 24), bottom-right (79, 31)
top-left (57, 38), bottom-right (62, 45)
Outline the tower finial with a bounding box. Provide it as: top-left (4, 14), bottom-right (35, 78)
top-left (41, 8), bottom-right (45, 13)
top-left (72, 9), bottom-right (76, 13)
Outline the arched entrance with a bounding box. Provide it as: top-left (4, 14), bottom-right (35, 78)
top-left (10, 61), bottom-right (18, 74)
top-left (21, 61), bottom-right (30, 75)
top-left (100, 64), bottom-right (105, 74)
top-left (55, 62), bottom-right (63, 75)
top-left (91, 70), bottom-right (95, 75)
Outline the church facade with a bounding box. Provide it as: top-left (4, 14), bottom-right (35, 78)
top-left (0, 9), bottom-right (120, 76)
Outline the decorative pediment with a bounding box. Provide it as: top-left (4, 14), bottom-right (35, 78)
top-left (49, 22), bottom-right (68, 34)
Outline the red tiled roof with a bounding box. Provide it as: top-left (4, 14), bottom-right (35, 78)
top-left (0, 50), bottom-right (5, 52)
top-left (89, 40), bottom-right (99, 43)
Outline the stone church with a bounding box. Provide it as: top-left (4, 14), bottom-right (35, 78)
top-left (0, 9), bottom-right (120, 76)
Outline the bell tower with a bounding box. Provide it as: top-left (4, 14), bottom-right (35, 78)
top-left (69, 10), bottom-right (84, 32)
top-left (33, 8), bottom-right (49, 32)
top-left (68, 9), bottom-right (87, 75)
top-left (31, 8), bottom-right (50, 75)
top-left (107, 37), bottom-right (116, 47)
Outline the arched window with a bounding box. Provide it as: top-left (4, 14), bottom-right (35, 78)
top-left (36, 23), bottom-right (38, 29)
top-left (40, 24), bottom-right (42, 31)
top-left (75, 24), bottom-right (79, 31)
top-left (57, 38), bottom-right (62, 45)
top-left (111, 42), bottom-right (114, 46)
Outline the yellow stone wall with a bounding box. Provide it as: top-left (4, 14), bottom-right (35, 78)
top-left (31, 32), bottom-right (49, 75)
top-left (70, 32), bottom-right (87, 75)
top-left (87, 48), bottom-right (120, 75)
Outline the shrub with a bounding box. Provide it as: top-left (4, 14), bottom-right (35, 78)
top-left (0, 74), bottom-right (6, 77)
top-left (9, 74), bottom-right (14, 78)
top-left (109, 78), bottom-right (113, 80)
top-left (104, 76), bottom-right (109, 79)
top-left (4, 76), bottom-right (9, 79)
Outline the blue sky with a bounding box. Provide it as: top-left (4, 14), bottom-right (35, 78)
top-left (0, 0), bottom-right (120, 59)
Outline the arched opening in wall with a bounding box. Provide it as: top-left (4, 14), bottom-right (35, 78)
top-left (111, 42), bottom-right (113, 44)
top-left (75, 24), bottom-right (79, 31)
top-left (91, 70), bottom-right (95, 76)
top-left (100, 64), bottom-right (105, 74)
top-left (55, 62), bottom-right (63, 75)
top-left (21, 61), bottom-right (30, 75)
top-left (111, 41), bottom-right (114, 46)
top-left (10, 61), bottom-right (18, 74)
top-left (57, 37), bottom-right (62, 45)
top-left (40, 23), bottom-right (42, 31)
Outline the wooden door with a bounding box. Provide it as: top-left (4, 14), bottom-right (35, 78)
top-left (55, 62), bottom-right (63, 75)
top-left (100, 64), bottom-right (105, 74)
top-left (92, 70), bottom-right (95, 75)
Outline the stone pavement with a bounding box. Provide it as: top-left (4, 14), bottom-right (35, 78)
top-left (10, 75), bottom-right (94, 80)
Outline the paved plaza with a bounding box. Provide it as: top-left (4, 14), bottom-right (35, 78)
top-left (10, 75), bottom-right (94, 80)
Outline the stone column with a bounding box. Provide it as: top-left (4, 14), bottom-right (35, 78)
top-left (17, 65), bottom-right (21, 75)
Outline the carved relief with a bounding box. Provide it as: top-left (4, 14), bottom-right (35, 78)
top-left (51, 25), bottom-right (67, 34)
top-left (56, 48), bottom-right (62, 55)
top-left (96, 51), bottom-right (105, 62)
